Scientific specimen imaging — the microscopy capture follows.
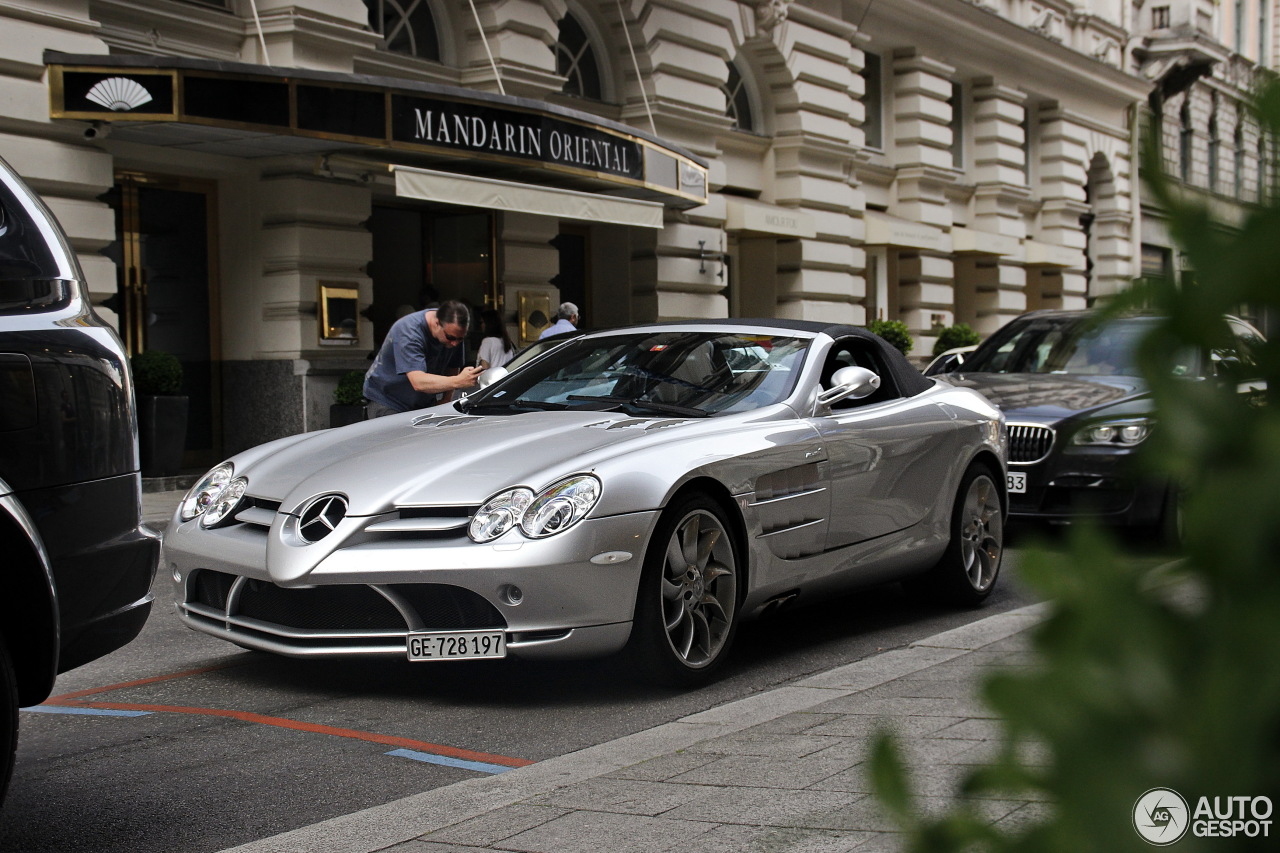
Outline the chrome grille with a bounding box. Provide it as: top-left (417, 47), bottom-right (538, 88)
top-left (1008, 423), bottom-right (1055, 464)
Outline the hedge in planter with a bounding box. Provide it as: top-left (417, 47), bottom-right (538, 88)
top-left (132, 350), bottom-right (188, 478)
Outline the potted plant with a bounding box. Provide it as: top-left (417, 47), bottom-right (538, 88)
top-left (132, 350), bottom-right (188, 478)
top-left (330, 369), bottom-right (367, 428)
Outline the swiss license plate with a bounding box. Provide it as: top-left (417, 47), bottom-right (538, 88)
top-left (407, 631), bottom-right (506, 661)
top-left (1007, 471), bottom-right (1027, 494)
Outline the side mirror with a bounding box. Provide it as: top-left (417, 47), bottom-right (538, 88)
top-left (477, 366), bottom-right (508, 389)
top-left (816, 365), bottom-right (881, 407)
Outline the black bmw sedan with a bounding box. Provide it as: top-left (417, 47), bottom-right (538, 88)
top-left (945, 309), bottom-right (1265, 536)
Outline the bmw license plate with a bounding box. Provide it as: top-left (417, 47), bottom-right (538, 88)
top-left (1007, 471), bottom-right (1027, 494)
top-left (407, 631), bottom-right (506, 661)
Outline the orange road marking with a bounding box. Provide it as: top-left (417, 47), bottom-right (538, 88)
top-left (45, 663), bottom-right (240, 703)
top-left (72, 700), bottom-right (534, 768)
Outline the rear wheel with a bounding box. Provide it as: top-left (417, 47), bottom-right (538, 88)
top-left (0, 634), bottom-right (17, 806)
top-left (627, 494), bottom-right (741, 687)
top-left (924, 465), bottom-right (1004, 606)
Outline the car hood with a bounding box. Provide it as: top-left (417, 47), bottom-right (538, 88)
top-left (945, 372), bottom-right (1147, 419)
top-left (237, 407), bottom-right (720, 515)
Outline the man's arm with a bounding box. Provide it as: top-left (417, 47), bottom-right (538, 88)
top-left (405, 366), bottom-right (483, 400)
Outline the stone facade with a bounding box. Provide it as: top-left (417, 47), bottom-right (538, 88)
top-left (0, 0), bottom-right (1269, 456)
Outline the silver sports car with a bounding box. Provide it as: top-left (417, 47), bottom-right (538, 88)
top-left (166, 320), bottom-right (1007, 685)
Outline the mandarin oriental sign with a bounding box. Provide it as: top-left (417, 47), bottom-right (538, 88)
top-left (45, 54), bottom-right (706, 207)
top-left (393, 96), bottom-right (643, 181)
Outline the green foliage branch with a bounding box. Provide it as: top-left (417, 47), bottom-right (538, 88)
top-left (870, 83), bottom-right (1280, 852)
top-left (868, 318), bottom-right (914, 356)
top-left (333, 369), bottom-right (366, 406)
top-left (933, 323), bottom-right (982, 356)
top-left (131, 350), bottom-right (183, 395)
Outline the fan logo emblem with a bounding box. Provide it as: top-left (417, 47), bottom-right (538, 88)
top-left (1134, 788), bottom-right (1189, 845)
top-left (297, 494), bottom-right (348, 543)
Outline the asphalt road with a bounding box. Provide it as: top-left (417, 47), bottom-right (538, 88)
top-left (0, 543), bottom-right (1048, 853)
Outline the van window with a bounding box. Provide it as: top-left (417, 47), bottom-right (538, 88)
top-left (0, 175), bottom-right (69, 312)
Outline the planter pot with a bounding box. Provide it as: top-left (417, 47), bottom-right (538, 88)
top-left (330, 403), bottom-right (366, 428)
top-left (138, 394), bottom-right (189, 478)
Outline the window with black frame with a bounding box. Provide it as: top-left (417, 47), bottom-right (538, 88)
top-left (553, 12), bottom-right (603, 100)
top-left (365, 0), bottom-right (441, 61)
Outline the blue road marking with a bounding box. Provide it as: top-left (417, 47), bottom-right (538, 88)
top-left (26, 705), bottom-right (152, 717)
top-left (385, 748), bottom-right (515, 775)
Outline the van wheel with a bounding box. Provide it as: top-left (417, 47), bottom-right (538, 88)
top-left (0, 634), bottom-right (18, 806)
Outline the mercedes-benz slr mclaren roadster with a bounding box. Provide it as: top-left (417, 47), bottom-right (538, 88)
top-left (166, 321), bottom-right (1007, 685)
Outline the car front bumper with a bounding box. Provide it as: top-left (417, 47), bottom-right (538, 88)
top-left (1007, 446), bottom-right (1168, 526)
top-left (164, 509), bottom-right (660, 661)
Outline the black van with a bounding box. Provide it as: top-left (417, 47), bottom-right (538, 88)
top-left (0, 155), bottom-right (158, 801)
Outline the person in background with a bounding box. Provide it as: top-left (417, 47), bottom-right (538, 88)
top-left (476, 308), bottom-right (516, 371)
top-left (363, 299), bottom-right (483, 417)
top-left (539, 301), bottom-right (579, 339)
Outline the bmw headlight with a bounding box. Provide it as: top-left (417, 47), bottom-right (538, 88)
top-left (468, 475), bottom-right (602, 543)
top-left (1073, 418), bottom-right (1154, 447)
top-left (180, 462), bottom-right (234, 521)
top-left (200, 477), bottom-right (248, 528)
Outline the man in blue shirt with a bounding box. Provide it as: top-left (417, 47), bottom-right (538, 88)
top-left (363, 300), bottom-right (483, 417)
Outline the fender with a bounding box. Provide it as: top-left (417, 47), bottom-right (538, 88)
top-left (0, 477), bottom-right (60, 706)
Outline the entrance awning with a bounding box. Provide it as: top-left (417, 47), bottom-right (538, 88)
top-left (393, 166), bottom-right (664, 228)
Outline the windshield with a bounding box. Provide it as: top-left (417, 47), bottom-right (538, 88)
top-left (962, 316), bottom-right (1191, 376)
top-left (465, 331), bottom-right (810, 417)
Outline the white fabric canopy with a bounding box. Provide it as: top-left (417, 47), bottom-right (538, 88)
top-left (393, 166), bottom-right (664, 229)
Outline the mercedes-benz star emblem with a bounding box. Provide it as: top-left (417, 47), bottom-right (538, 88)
top-left (297, 495), bottom-right (348, 543)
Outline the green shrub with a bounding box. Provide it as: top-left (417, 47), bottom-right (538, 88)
top-left (871, 80), bottom-right (1280, 852)
top-left (932, 323), bottom-right (981, 356)
top-left (867, 318), bottom-right (914, 356)
top-left (333, 370), bottom-right (366, 406)
top-left (131, 350), bottom-right (182, 395)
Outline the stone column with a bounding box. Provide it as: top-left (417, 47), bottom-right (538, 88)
top-left (891, 50), bottom-right (957, 344)
top-left (1035, 108), bottom-right (1090, 309)
top-left (969, 78), bottom-right (1031, 331)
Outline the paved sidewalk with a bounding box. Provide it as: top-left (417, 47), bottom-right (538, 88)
top-left (214, 604), bottom-right (1048, 853)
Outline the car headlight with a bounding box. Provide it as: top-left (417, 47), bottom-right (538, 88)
top-left (1073, 418), bottom-right (1154, 447)
top-left (200, 477), bottom-right (248, 528)
top-left (180, 462), bottom-right (234, 521)
top-left (469, 488), bottom-right (534, 543)
top-left (521, 476), bottom-right (602, 538)
top-left (468, 475), bottom-right (602, 543)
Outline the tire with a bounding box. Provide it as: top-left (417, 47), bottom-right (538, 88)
top-left (0, 634), bottom-right (17, 806)
top-left (925, 464), bottom-right (1005, 606)
top-left (1153, 485), bottom-right (1184, 551)
top-left (627, 494), bottom-right (741, 688)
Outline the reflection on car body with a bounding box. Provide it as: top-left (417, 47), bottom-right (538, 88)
top-left (945, 309), bottom-right (1266, 536)
top-left (166, 320), bottom-right (1007, 686)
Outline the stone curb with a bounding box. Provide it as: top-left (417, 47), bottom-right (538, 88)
top-left (217, 602), bottom-right (1048, 853)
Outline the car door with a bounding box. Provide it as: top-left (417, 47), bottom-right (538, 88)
top-left (811, 338), bottom-right (964, 549)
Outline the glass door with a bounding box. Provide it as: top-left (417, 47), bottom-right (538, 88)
top-left (113, 172), bottom-right (221, 467)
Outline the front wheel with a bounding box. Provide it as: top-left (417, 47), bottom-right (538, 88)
top-left (0, 633), bottom-right (18, 806)
top-left (924, 465), bottom-right (1005, 606)
top-left (627, 494), bottom-right (741, 687)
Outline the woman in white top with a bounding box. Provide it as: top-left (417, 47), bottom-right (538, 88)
top-left (476, 308), bottom-right (516, 371)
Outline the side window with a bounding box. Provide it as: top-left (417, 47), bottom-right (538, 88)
top-left (0, 171), bottom-right (70, 313)
top-left (1228, 320), bottom-right (1264, 379)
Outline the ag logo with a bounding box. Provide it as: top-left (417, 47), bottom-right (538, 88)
top-left (1134, 788), bottom-right (1190, 845)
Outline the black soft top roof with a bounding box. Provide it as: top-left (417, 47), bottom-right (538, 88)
top-left (602, 317), bottom-right (933, 398)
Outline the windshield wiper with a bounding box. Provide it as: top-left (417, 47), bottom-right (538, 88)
top-left (568, 395), bottom-right (709, 418)
top-left (455, 398), bottom-right (568, 413)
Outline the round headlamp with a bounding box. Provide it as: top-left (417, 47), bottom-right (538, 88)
top-left (521, 476), bottom-right (601, 538)
top-left (469, 488), bottom-right (534, 543)
top-left (180, 462), bottom-right (234, 521)
top-left (200, 477), bottom-right (248, 528)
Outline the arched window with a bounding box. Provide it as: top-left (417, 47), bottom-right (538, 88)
top-left (365, 0), bottom-right (440, 62)
top-left (1234, 124), bottom-right (1245, 198)
top-left (1208, 99), bottom-right (1219, 192)
top-left (722, 61), bottom-right (755, 132)
top-left (553, 13), bottom-right (603, 100)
